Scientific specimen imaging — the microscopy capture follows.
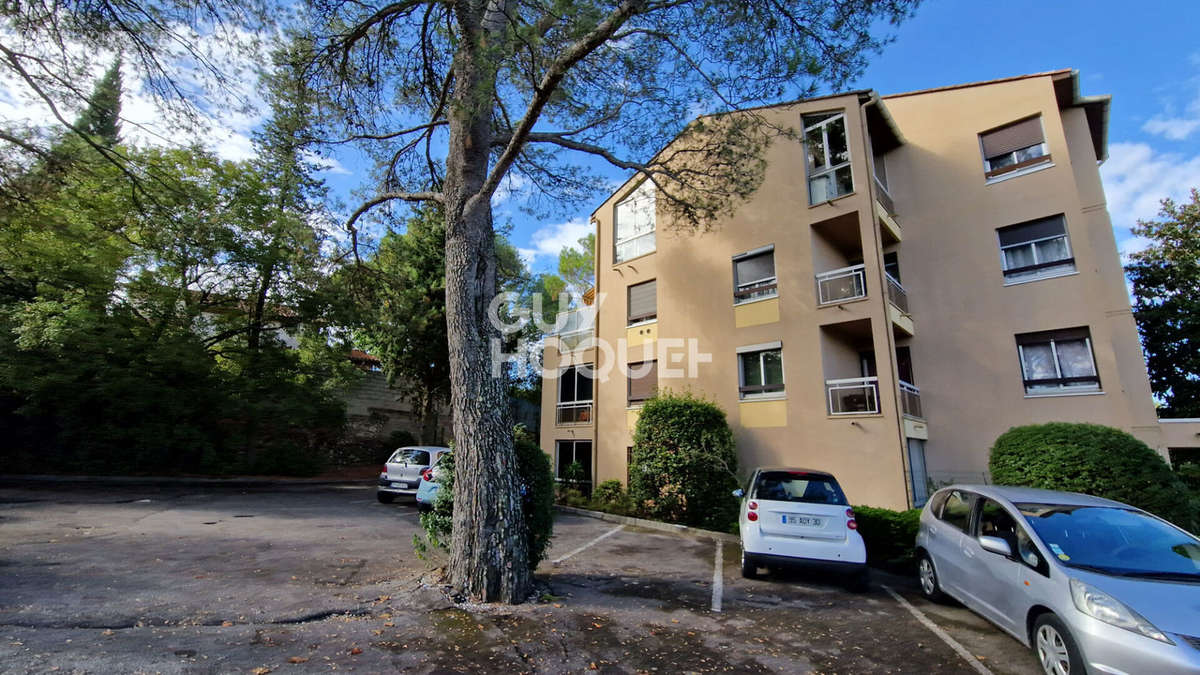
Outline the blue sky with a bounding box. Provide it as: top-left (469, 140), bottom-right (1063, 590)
top-left (510, 0), bottom-right (1200, 275)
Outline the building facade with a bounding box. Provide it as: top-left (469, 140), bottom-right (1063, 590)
top-left (539, 70), bottom-right (1199, 510)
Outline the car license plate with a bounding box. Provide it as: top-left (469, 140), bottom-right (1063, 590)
top-left (391, 482), bottom-right (409, 489)
top-left (781, 515), bottom-right (821, 527)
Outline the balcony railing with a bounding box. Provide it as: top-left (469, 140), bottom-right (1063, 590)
top-left (826, 376), bottom-right (880, 415)
top-left (552, 307), bottom-right (596, 352)
top-left (875, 178), bottom-right (896, 217)
top-left (556, 401), bottom-right (593, 425)
top-left (899, 380), bottom-right (922, 419)
top-left (816, 264), bottom-right (867, 305)
top-left (885, 273), bottom-right (909, 313)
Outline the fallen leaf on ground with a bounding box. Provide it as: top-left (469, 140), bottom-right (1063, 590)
top-left (251, 668), bottom-right (271, 674)
top-left (349, 647), bottom-right (362, 655)
top-left (287, 657), bottom-right (309, 664)
top-left (221, 621), bottom-right (234, 627)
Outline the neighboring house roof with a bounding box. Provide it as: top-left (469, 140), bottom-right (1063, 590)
top-left (349, 349), bottom-right (381, 367)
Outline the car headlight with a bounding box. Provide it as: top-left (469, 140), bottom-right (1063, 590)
top-left (1069, 578), bottom-right (1173, 644)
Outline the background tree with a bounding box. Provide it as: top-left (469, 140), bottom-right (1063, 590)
top-left (556, 233), bottom-right (596, 296)
top-left (1126, 189), bottom-right (1200, 418)
top-left (306, 0), bottom-right (918, 603)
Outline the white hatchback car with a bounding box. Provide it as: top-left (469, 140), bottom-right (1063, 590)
top-left (377, 446), bottom-right (449, 504)
top-left (735, 467), bottom-right (868, 589)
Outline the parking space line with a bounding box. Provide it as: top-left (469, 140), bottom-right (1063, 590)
top-left (882, 585), bottom-right (993, 675)
top-left (552, 524), bottom-right (625, 565)
top-left (711, 539), bottom-right (723, 613)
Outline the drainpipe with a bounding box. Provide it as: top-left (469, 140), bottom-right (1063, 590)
top-left (859, 95), bottom-right (915, 509)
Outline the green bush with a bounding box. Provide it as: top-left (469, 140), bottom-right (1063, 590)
top-left (990, 422), bottom-right (1199, 531)
top-left (628, 392), bottom-right (739, 531)
top-left (587, 479), bottom-right (636, 516)
top-left (854, 505), bottom-right (922, 572)
top-left (415, 429), bottom-right (556, 571)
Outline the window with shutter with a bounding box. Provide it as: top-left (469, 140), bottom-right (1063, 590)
top-left (733, 246), bottom-right (777, 303)
top-left (627, 361), bottom-right (658, 405)
top-left (997, 215), bottom-right (1076, 283)
top-left (737, 343), bottom-right (785, 399)
top-left (980, 116), bottom-right (1050, 179)
top-left (1014, 327), bottom-right (1100, 395)
top-left (627, 279), bottom-right (657, 325)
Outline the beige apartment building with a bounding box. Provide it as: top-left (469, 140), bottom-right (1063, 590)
top-left (539, 69), bottom-right (1200, 510)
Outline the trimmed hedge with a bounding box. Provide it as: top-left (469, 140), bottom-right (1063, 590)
top-left (628, 392), bottom-right (739, 531)
top-left (854, 505), bottom-right (921, 572)
top-left (415, 429), bottom-right (556, 570)
top-left (990, 422), bottom-right (1199, 531)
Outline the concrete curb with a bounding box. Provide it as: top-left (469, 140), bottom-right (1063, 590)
top-left (0, 474), bottom-right (371, 489)
top-left (555, 504), bottom-right (740, 544)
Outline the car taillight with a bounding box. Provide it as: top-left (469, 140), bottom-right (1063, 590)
top-left (747, 511), bottom-right (758, 522)
top-left (845, 508), bottom-right (855, 518)
top-left (380, 465), bottom-right (387, 477)
top-left (422, 469), bottom-right (433, 481)
top-left (847, 519), bottom-right (858, 530)
top-left (748, 501), bottom-right (758, 511)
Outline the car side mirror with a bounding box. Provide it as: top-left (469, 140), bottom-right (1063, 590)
top-left (978, 535), bottom-right (1013, 558)
top-left (732, 489), bottom-right (745, 499)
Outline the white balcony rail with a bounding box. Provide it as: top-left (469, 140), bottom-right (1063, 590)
top-left (885, 273), bottom-right (909, 313)
top-left (826, 376), bottom-right (880, 415)
top-left (556, 401), bottom-right (593, 425)
top-left (899, 380), bottom-right (922, 419)
top-left (551, 306), bottom-right (596, 335)
top-left (816, 264), bottom-right (867, 305)
top-left (875, 177), bottom-right (896, 217)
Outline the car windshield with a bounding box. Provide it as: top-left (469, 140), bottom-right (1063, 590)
top-left (752, 471), bottom-right (848, 505)
top-left (1017, 503), bottom-right (1200, 577)
top-left (391, 448), bottom-right (431, 465)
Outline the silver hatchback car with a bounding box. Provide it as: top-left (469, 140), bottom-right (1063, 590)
top-left (916, 485), bottom-right (1200, 674)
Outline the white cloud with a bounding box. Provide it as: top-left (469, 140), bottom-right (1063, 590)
top-left (1100, 141), bottom-right (1200, 257)
top-left (520, 218), bottom-right (593, 266)
top-left (1142, 116), bottom-right (1200, 141)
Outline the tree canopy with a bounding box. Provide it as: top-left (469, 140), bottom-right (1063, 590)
top-left (1127, 189), bottom-right (1200, 418)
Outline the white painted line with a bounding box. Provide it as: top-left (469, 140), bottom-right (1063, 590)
top-left (711, 539), bottom-right (724, 613)
top-left (882, 585), bottom-right (993, 675)
top-left (552, 524), bottom-right (625, 565)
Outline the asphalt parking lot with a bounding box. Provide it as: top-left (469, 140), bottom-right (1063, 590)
top-left (0, 483), bottom-right (1040, 673)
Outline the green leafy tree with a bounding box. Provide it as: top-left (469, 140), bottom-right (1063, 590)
top-left (307, 0), bottom-right (919, 602)
top-left (557, 233), bottom-right (595, 295)
top-left (1126, 190), bottom-right (1200, 417)
top-left (629, 392), bottom-right (739, 531)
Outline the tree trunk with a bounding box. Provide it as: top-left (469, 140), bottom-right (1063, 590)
top-left (442, 1), bottom-right (530, 603)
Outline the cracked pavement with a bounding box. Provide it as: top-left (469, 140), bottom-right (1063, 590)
top-left (0, 484), bottom-right (1039, 673)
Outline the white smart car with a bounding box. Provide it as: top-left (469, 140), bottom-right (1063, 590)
top-left (734, 467), bottom-right (868, 589)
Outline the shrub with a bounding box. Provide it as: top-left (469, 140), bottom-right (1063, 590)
top-left (854, 505), bottom-right (922, 572)
top-left (628, 392), bottom-right (739, 531)
top-left (415, 429), bottom-right (556, 571)
top-left (990, 422), bottom-right (1199, 531)
top-left (588, 479), bottom-right (636, 516)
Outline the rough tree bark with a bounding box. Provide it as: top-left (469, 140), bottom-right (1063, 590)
top-left (442, 0), bottom-right (530, 603)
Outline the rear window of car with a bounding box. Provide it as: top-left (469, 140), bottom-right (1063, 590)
top-left (752, 471), bottom-right (848, 505)
top-left (937, 490), bottom-right (972, 532)
top-left (391, 448), bottom-right (431, 465)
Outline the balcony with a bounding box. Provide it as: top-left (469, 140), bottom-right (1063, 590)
top-left (885, 273), bottom-right (908, 313)
top-left (551, 306), bottom-right (595, 352)
top-left (826, 376), bottom-right (880, 415)
top-left (874, 179), bottom-right (902, 245)
top-left (816, 264), bottom-right (867, 305)
top-left (899, 380), bottom-right (922, 419)
top-left (875, 178), bottom-right (896, 217)
top-left (556, 401), bottom-right (593, 425)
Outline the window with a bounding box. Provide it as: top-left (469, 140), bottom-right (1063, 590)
top-left (980, 116), bottom-right (1050, 179)
top-left (737, 342), bottom-right (784, 399)
top-left (1016, 327), bottom-right (1100, 395)
top-left (976, 498), bottom-right (1046, 573)
top-left (555, 440), bottom-right (592, 486)
top-left (751, 470), bottom-right (848, 506)
top-left (627, 279), bottom-right (657, 325)
top-left (556, 365), bottom-right (593, 424)
top-left (937, 489), bottom-right (972, 532)
top-left (873, 151), bottom-right (888, 192)
top-left (997, 215), bottom-right (1075, 283)
top-left (627, 360), bottom-right (658, 406)
top-left (614, 180), bottom-right (656, 262)
top-left (803, 111), bottom-right (853, 204)
top-left (733, 246), bottom-right (777, 303)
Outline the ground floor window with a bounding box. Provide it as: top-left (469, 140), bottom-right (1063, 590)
top-left (556, 440), bottom-right (593, 495)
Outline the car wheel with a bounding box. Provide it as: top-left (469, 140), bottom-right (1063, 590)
top-left (1033, 613), bottom-right (1083, 675)
top-left (377, 492), bottom-right (395, 504)
top-left (740, 550), bottom-right (759, 579)
top-left (917, 553), bottom-right (945, 602)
